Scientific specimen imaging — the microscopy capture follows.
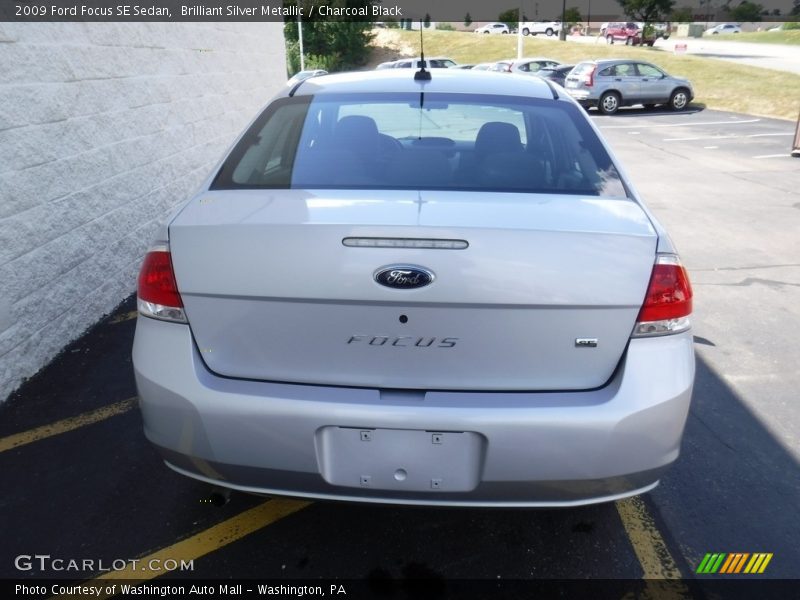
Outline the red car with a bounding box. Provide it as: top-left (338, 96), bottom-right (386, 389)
top-left (604, 22), bottom-right (658, 46)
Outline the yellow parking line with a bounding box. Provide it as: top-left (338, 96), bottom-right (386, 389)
top-left (616, 496), bottom-right (683, 579)
top-left (87, 499), bottom-right (310, 597)
top-left (109, 310), bottom-right (138, 324)
top-left (0, 397), bottom-right (137, 453)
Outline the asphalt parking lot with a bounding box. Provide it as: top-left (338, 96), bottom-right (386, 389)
top-left (1, 106), bottom-right (798, 598)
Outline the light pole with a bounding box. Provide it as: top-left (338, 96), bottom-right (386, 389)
top-left (587, 0), bottom-right (591, 34)
top-left (559, 0), bottom-right (567, 40)
top-left (298, 8), bottom-right (305, 72)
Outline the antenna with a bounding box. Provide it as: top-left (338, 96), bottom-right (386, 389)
top-left (414, 19), bottom-right (431, 81)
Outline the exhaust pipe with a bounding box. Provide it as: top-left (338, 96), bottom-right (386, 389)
top-left (208, 486), bottom-right (231, 507)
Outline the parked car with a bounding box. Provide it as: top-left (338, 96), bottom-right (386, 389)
top-left (489, 57), bottom-right (562, 74)
top-left (520, 20), bottom-right (561, 36)
top-left (452, 64), bottom-right (476, 70)
top-left (705, 23), bottom-right (741, 35)
top-left (651, 22), bottom-right (672, 38)
top-left (564, 59), bottom-right (694, 114)
top-left (471, 62), bottom-right (496, 71)
top-left (536, 64), bottom-right (576, 87)
top-left (286, 70), bottom-right (328, 86)
top-left (376, 58), bottom-right (458, 70)
top-left (604, 22), bottom-right (660, 46)
top-left (474, 22), bottom-right (510, 34)
top-left (391, 57), bottom-right (458, 69)
top-left (134, 68), bottom-right (695, 507)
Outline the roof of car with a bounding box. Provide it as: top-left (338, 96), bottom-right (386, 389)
top-left (577, 58), bottom-right (651, 66)
top-left (284, 68), bottom-right (559, 100)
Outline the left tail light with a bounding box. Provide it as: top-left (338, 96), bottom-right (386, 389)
top-left (137, 244), bottom-right (187, 323)
top-left (583, 65), bottom-right (596, 87)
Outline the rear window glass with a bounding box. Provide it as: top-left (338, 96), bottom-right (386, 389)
top-left (212, 92), bottom-right (626, 197)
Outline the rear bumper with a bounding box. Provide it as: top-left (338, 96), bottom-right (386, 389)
top-left (565, 89), bottom-right (595, 109)
top-left (133, 317), bottom-right (694, 507)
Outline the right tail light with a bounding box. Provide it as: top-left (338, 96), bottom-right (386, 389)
top-left (632, 254), bottom-right (693, 337)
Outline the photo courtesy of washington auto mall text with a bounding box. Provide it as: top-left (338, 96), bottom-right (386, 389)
top-left (15, 582), bottom-right (348, 597)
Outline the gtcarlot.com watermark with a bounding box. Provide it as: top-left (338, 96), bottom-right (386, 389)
top-left (14, 553), bottom-right (194, 573)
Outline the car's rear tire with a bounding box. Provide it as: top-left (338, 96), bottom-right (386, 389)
top-left (606, 34), bottom-right (614, 44)
top-left (599, 91), bottom-right (621, 115)
top-left (546, 28), bottom-right (554, 36)
top-left (502, 31), bottom-right (508, 34)
top-left (626, 36), bottom-right (634, 45)
top-left (522, 28), bottom-right (530, 36)
top-left (669, 88), bottom-right (690, 111)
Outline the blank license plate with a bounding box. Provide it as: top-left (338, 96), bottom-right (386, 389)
top-left (317, 427), bottom-right (485, 492)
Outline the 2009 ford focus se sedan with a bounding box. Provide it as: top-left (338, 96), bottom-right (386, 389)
top-left (133, 68), bottom-right (694, 507)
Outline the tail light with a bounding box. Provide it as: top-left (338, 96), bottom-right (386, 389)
top-left (583, 66), bottom-right (596, 87)
top-left (632, 254), bottom-right (693, 337)
top-left (137, 244), bottom-right (187, 323)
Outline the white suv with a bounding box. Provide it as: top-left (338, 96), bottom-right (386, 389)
top-left (474, 22), bottom-right (510, 34)
top-left (521, 20), bottom-right (561, 36)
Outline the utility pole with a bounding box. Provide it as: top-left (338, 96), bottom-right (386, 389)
top-left (587, 0), bottom-right (591, 34)
top-left (298, 4), bottom-right (305, 71)
top-left (559, 0), bottom-right (567, 40)
top-left (517, 0), bottom-right (524, 58)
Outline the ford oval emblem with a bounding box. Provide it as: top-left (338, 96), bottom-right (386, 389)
top-left (374, 265), bottom-right (435, 290)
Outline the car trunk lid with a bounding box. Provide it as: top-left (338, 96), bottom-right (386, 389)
top-left (169, 189), bottom-right (657, 391)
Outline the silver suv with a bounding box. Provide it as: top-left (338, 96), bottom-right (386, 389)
top-left (564, 59), bottom-right (694, 115)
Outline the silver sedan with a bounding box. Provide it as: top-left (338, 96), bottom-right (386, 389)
top-left (133, 69), bottom-right (695, 507)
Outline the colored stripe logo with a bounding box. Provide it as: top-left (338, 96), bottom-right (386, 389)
top-left (696, 553), bottom-right (773, 574)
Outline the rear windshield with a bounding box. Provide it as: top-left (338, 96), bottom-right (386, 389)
top-left (212, 92), bottom-right (626, 197)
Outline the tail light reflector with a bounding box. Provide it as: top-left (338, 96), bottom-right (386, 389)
top-left (137, 244), bottom-right (186, 323)
top-left (583, 66), bottom-right (596, 87)
top-left (632, 254), bottom-right (692, 337)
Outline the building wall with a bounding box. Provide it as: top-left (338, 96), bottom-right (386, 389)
top-left (0, 22), bottom-right (287, 402)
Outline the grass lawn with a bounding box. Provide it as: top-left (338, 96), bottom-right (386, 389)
top-left (370, 29), bottom-right (800, 121)
top-left (707, 30), bottom-right (800, 45)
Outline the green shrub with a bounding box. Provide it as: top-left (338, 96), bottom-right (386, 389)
top-left (284, 16), bottom-right (374, 76)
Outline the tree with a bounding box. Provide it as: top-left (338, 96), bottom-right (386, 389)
top-left (730, 0), bottom-right (763, 21)
top-left (616, 0), bottom-right (675, 23)
top-left (464, 12), bottom-right (472, 27)
top-left (498, 8), bottom-right (519, 29)
top-left (284, 3), bottom-right (376, 75)
top-left (424, 13), bottom-right (431, 28)
top-left (564, 6), bottom-right (582, 26)
top-left (792, 0), bottom-right (800, 15)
